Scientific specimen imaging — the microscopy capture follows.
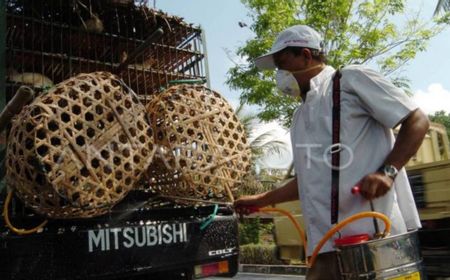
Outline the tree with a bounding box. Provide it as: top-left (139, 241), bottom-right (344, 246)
top-left (435, 0), bottom-right (450, 15)
top-left (429, 110), bottom-right (450, 140)
top-left (235, 103), bottom-right (287, 165)
top-left (227, 0), bottom-right (450, 127)
top-left (235, 103), bottom-right (287, 196)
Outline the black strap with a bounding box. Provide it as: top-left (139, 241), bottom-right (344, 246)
top-left (331, 70), bottom-right (342, 225)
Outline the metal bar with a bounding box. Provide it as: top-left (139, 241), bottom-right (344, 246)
top-left (131, 6), bottom-right (139, 94)
top-left (200, 28), bottom-right (211, 88)
top-left (7, 46), bottom-right (201, 80)
top-left (158, 195), bottom-right (232, 206)
top-left (68, 0), bottom-right (73, 80)
top-left (0, 0), bottom-right (6, 109)
top-left (6, 14), bottom-right (202, 55)
top-left (49, 0), bottom-right (55, 83)
top-left (40, 2), bottom-right (45, 85)
top-left (0, 0), bottom-right (6, 192)
top-left (60, 0), bottom-right (65, 80)
top-left (179, 55), bottom-right (205, 75)
top-left (369, 200), bottom-right (381, 235)
top-left (115, 28), bottom-right (164, 74)
top-left (178, 32), bottom-right (198, 49)
top-left (168, 79), bottom-right (206, 85)
top-left (140, 16), bottom-right (148, 102)
top-left (161, 33), bottom-right (169, 87)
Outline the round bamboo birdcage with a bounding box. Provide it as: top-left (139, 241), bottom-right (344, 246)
top-left (145, 84), bottom-right (251, 204)
top-left (5, 72), bottom-right (154, 218)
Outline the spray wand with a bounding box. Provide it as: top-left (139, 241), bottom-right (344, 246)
top-left (236, 186), bottom-right (392, 268)
top-left (351, 185), bottom-right (382, 237)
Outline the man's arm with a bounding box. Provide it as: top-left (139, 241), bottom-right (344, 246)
top-left (234, 177), bottom-right (298, 213)
top-left (384, 108), bottom-right (430, 170)
top-left (360, 109), bottom-right (430, 199)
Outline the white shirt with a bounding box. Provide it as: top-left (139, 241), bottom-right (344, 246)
top-left (290, 65), bottom-right (421, 256)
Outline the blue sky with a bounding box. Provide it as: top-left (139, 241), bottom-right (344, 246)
top-left (156, 0), bottom-right (450, 168)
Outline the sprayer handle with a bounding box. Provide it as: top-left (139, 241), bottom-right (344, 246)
top-left (351, 185), bottom-right (361, 195)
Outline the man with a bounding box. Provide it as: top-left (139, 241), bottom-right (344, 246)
top-left (234, 25), bottom-right (430, 279)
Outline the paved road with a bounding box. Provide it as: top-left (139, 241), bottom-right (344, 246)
top-left (206, 272), bottom-right (305, 280)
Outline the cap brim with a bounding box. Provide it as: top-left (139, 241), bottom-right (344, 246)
top-left (254, 46), bottom-right (287, 70)
top-left (254, 53), bottom-right (276, 70)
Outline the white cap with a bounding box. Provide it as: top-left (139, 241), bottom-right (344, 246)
top-left (254, 25), bottom-right (324, 70)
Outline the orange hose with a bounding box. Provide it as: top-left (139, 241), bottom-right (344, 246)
top-left (257, 208), bottom-right (391, 268)
top-left (2, 191), bottom-right (48, 235)
top-left (259, 207), bottom-right (308, 261)
top-left (308, 211), bottom-right (391, 267)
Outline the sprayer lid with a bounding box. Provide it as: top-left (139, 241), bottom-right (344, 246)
top-left (334, 234), bottom-right (370, 246)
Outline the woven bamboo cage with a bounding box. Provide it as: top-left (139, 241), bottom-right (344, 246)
top-left (145, 84), bottom-right (251, 204)
top-left (5, 72), bottom-right (154, 218)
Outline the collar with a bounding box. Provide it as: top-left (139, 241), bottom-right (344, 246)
top-left (309, 65), bottom-right (335, 91)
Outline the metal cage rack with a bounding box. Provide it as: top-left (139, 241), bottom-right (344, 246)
top-left (5, 0), bottom-right (208, 103)
top-left (1, 0), bottom-right (210, 213)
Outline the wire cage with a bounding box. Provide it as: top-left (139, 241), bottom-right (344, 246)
top-left (5, 0), bottom-right (208, 103)
top-left (2, 0), bottom-right (210, 215)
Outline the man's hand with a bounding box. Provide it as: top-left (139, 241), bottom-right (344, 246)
top-left (359, 172), bottom-right (394, 200)
top-left (234, 194), bottom-right (266, 216)
top-left (234, 177), bottom-right (299, 217)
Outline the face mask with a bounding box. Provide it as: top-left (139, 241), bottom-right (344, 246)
top-left (276, 70), bottom-right (301, 97)
top-left (275, 64), bottom-right (324, 98)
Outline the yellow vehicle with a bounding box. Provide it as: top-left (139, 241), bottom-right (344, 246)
top-left (274, 122), bottom-right (450, 277)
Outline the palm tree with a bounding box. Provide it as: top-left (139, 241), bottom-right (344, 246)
top-left (235, 103), bottom-right (288, 195)
top-left (434, 0), bottom-right (450, 15)
top-left (235, 103), bottom-right (287, 165)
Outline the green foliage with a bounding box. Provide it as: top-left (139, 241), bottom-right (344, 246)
top-left (435, 0), bottom-right (450, 15)
top-left (239, 244), bottom-right (283, 264)
top-left (235, 103), bottom-right (288, 197)
top-left (238, 172), bottom-right (270, 196)
top-left (227, 0), bottom-right (450, 127)
top-left (239, 218), bottom-right (261, 245)
top-left (259, 221), bottom-right (274, 236)
top-left (429, 110), bottom-right (450, 140)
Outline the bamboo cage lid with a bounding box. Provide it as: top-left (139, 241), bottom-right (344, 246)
top-left (145, 84), bottom-right (251, 204)
top-left (6, 72), bottom-right (154, 218)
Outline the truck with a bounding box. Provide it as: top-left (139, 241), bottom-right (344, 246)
top-left (273, 122), bottom-right (450, 278)
top-left (0, 1), bottom-right (240, 279)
